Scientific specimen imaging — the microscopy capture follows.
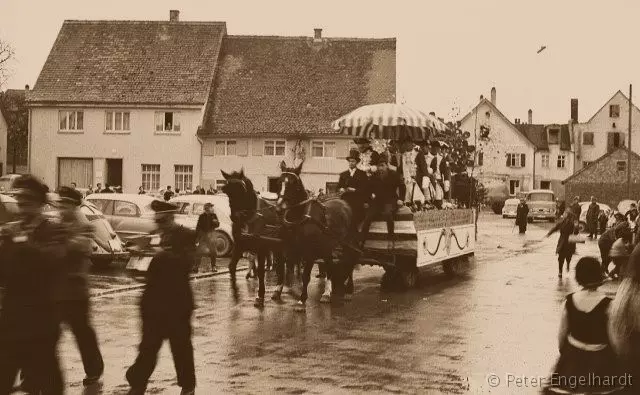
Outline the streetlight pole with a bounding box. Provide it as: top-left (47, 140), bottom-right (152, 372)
top-left (628, 84), bottom-right (633, 198)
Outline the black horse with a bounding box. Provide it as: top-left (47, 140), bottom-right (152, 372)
top-left (276, 161), bottom-right (358, 311)
top-left (221, 169), bottom-right (293, 307)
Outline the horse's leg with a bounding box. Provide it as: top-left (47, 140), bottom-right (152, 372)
top-left (284, 250), bottom-right (296, 295)
top-left (344, 268), bottom-right (355, 301)
top-left (228, 244), bottom-right (243, 283)
top-left (254, 250), bottom-right (266, 308)
top-left (295, 258), bottom-right (313, 312)
top-left (271, 249), bottom-right (285, 302)
top-left (320, 257), bottom-right (333, 304)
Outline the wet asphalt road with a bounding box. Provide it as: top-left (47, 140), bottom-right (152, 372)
top-left (47, 213), bottom-right (621, 394)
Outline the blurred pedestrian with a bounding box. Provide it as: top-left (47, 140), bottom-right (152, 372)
top-left (87, 185), bottom-right (94, 195)
top-left (626, 203), bottom-right (639, 223)
top-left (126, 200), bottom-right (196, 395)
top-left (56, 186), bottom-right (104, 385)
top-left (546, 210), bottom-right (581, 278)
top-left (163, 186), bottom-right (174, 201)
top-left (599, 222), bottom-right (630, 275)
top-left (70, 182), bottom-right (77, 190)
top-left (609, 243), bottom-right (640, 393)
top-left (544, 257), bottom-right (625, 394)
top-left (206, 185), bottom-right (215, 195)
top-left (138, 186), bottom-right (146, 195)
top-left (101, 183), bottom-right (113, 193)
top-left (586, 196), bottom-right (600, 239)
top-left (0, 175), bottom-right (67, 394)
top-left (556, 198), bottom-right (566, 220)
top-left (515, 197), bottom-right (529, 234)
top-left (598, 210), bottom-right (609, 235)
top-left (609, 225), bottom-right (633, 280)
top-left (194, 202), bottom-right (219, 273)
top-left (193, 185), bottom-right (201, 195)
top-left (570, 196), bottom-right (581, 218)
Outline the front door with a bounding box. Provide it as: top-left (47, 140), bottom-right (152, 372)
top-left (106, 159), bottom-right (123, 189)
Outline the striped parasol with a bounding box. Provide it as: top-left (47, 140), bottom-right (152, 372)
top-left (332, 103), bottom-right (448, 140)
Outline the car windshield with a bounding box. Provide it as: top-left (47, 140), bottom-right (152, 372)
top-left (529, 193), bottom-right (554, 202)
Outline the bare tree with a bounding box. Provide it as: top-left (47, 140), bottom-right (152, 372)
top-left (0, 39), bottom-right (15, 89)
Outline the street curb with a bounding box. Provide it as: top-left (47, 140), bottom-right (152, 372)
top-left (90, 267), bottom-right (247, 298)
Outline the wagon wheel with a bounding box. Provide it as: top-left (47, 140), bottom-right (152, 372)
top-left (443, 257), bottom-right (469, 278)
top-left (398, 265), bottom-right (419, 289)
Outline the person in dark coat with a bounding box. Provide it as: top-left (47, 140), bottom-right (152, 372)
top-left (515, 198), bottom-right (529, 234)
top-left (337, 149), bottom-right (368, 231)
top-left (556, 198), bottom-right (566, 220)
top-left (360, 154), bottom-right (406, 248)
top-left (0, 175), bottom-right (67, 394)
top-left (586, 196), bottom-right (600, 239)
top-left (194, 202), bottom-right (219, 273)
top-left (163, 186), bottom-right (175, 202)
top-left (206, 185), bottom-right (216, 195)
top-left (570, 196), bottom-right (581, 218)
top-left (546, 210), bottom-right (581, 278)
top-left (126, 200), bottom-right (196, 395)
top-left (54, 187), bottom-right (105, 385)
top-left (599, 221), bottom-right (631, 275)
top-left (138, 186), bottom-right (146, 195)
top-left (625, 203), bottom-right (638, 223)
top-left (598, 209), bottom-right (609, 235)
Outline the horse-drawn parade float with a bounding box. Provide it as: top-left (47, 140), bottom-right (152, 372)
top-left (126, 103), bottom-right (478, 311)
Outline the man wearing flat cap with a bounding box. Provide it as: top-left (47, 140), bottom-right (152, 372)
top-left (126, 200), bottom-right (196, 393)
top-left (0, 175), bottom-right (67, 393)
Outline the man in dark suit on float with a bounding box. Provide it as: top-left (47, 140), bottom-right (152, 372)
top-left (338, 149), bottom-right (368, 232)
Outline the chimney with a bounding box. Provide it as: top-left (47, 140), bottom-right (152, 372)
top-left (490, 87), bottom-right (496, 105)
top-left (528, 109), bottom-right (532, 124)
top-left (515, 118), bottom-right (520, 125)
top-left (570, 98), bottom-right (578, 123)
top-left (170, 10), bottom-right (180, 22)
top-left (314, 28), bottom-right (322, 41)
top-left (24, 84), bottom-right (29, 91)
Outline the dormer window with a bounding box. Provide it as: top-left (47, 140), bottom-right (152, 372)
top-left (548, 128), bottom-right (560, 144)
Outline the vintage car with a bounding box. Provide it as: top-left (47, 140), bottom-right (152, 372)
top-left (501, 198), bottom-right (520, 218)
top-left (577, 201), bottom-right (612, 232)
top-left (44, 194), bottom-right (128, 267)
top-left (525, 190), bottom-right (556, 222)
top-left (87, 193), bottom-right (232, 257)
top-left (169, 194), bottom-right (234, 256)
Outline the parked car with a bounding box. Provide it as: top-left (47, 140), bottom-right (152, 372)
top-left (85, 193), bottom-right (158, 241)
top-left (44, 193), bottom-right (128, 268)
top-left (577, 201), bottom-right (612, 232)
top-left (170, 194), bottom-right (234, 256)
top-left (501, 198), bottom-right (519, 219)
top-left (0, 174), bottom-right (22, 195)
top-left (525, 189), bottom-right (556, 222)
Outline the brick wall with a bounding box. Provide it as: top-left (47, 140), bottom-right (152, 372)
top-left (564, 148), bottom-right (640, 206)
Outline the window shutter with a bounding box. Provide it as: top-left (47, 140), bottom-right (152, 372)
top-left (506, 154), bottom-right (510, 167)
top-left (251, 139), bottom-right (263, 156)
top-left (173, 113), bottom-right (181, 132)
top-left (202, 140), bottom-right (215, 156)
top-left (237, 140), bottom-right (249, 156)
top-left (154, 112), bottom-right (163, 132)
top-left (607, 132), bottom-right (614, 153)
top-left (478, 152), bottom-right (483, 166)
top-left (520, 154), bottom-right (526, 167)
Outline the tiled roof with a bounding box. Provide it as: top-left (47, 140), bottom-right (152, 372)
top-left (514, 124), bottom-right (548, 150)
top-left (199, 35), bottom-right (396, 137)
top-left (27, 21), bottom-right (226, 105)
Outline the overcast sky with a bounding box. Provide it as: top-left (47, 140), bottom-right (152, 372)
top-left (2, 0), bottom-right (640, 124)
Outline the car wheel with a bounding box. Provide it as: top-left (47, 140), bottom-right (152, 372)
top-left (213, 230), bottom-right (233, 257)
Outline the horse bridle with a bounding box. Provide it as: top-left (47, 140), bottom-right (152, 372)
top-left (226, 177), bottom-right (248, 193)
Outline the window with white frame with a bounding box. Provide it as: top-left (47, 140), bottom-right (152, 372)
top-left (154, 112), bottom-right (181, 132)
top-left (541, 153), bottom-right (550, 168)
top-left (174, 165), bottom-right (193, 191)
top-left (106, 111), bottom-right (131, 132)
top-left (506, 153), bottom-right (524, 168)
top-left (557, 155), bottom-right (566, 169)
top-left (215, 140), bottom-right (237, 156)
top-left (141, 164), bottom-right (160, 191)
top-left (311, 141), bottom-right (336, 158)
top-left (509, 180), bottom-right (520, 195)
top-left (264, 140), bottom-right (286, 156)
top-left (59, 111), bottom-right (84, 131)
